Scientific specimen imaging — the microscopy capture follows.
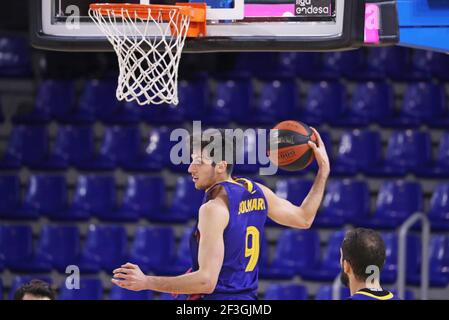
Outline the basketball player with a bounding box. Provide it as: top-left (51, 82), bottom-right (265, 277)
top-left (112, 127), bottom-right (330, 300)
top-left (340, 228), bottom-right (399, 300)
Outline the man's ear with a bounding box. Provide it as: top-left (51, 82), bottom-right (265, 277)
top-left (216, 161), bottom-right (228, 174)
top-left (343, 260), bottom-right (352, 275)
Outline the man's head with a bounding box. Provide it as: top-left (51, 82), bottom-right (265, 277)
top-left (188, 129), bottom-right (236, 190)
top-left (13, 280), bottom-right (56, 300)
top-left (340, 228), bottom-right (386, 288)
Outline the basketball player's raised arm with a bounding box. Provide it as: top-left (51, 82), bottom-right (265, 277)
top-left (111, 200), bottom-right (228, 295)
top-left (258, 128), bottom-right (330, 229)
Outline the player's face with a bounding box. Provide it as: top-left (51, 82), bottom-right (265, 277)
top-left (188, 151), bottom-right (216, 190)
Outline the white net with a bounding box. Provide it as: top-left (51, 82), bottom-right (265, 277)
top-left (89, 6), bottom-right (191, 105)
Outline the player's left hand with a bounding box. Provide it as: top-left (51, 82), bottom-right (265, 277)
top-left (112, 263), bottom-right (148, 291)
top-left (308, 127), bottom-right (330, 177)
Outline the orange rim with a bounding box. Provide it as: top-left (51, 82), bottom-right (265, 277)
top-left (89, 2), bottom-right (207, 37)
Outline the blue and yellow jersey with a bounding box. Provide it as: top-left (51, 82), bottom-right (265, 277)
top-left (189, 177), bottom-right (268, 300)
top-left (349, 288), bottom-right (399, 300)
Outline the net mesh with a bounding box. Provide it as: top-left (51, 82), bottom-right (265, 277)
top-left (89, 6), bottom-right (191, 105)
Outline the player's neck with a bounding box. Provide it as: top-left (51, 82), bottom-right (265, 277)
top-left (350, 279), bottom-right (382, 295)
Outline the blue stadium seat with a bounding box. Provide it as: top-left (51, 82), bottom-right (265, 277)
top-left (266, 229), bottom-right (320, 278)
top-left (48, 175), bottom-right (97, 221)
top-left (166, 227), bottom-right (194, 275)
top-left (275, 179), bottom-right (313, 207)
top-left (129, 226), bottom-right (176, 274)
top-left (421, 133), bottom-right (449, 178)
top-left (341, 82), bottom-right (394, 126)
top-left (141, 77), bottom-right (207, 124)
top-left (18, 175), bottom-right (67, 220)
top-left (203, 79), bottom-right (235, 124)
top-left (117, 176), bottom-right (165, 221)
top-left (0, 36), bottom-right (32, 77)
top-left (410, 50), bottom-right (449, 81)
top-left (264, 284), bottom-right (308, 300)
top-left (361, 47), bottom-right (411, 81)
top-left (385, 131), bottom-right (432, 174)
top-left (428, 183), bottom-right (449, 231)
top-left (79, 225), bottom-right (128, 273)
top-left (315, 285), bottom-right (350, 300)
top-left (363, 180), bottom-right (423, 229)
top-left (428, 236), bottom-right (449, 287)
top-left (151, 176), bottom-right (203, 223)
top-left (144, 127), bottom-right (173, 171)
top-left (9, 275), bottom-right (53, 300)
top-left (398, 83), bottom-right (446, 127)
top-left (333, 130), bottom-right (382, 175)
top-left (109, 285), bottom-right (154, 300)
top-left (292, 52), bottom-right (324, 80)
top-left (367, 131), bottom-right (432, 177)
top-left (435, 133), bottom-right (449, 176)
top-left (0, 125), bottom-right (49, 170)
top-left (58, 278), bottom-right (103, 300)
top-left (316, 180), bottom-right (370, 228)
top-left (407, 235), bottom-right (449, 287)
top-left (0, 175), bottom-right (21, 219)
top-left (243, 79), bottom-right (299, 125)
top-left (0, 225), bottom-right (4, 272)
top-left (321, 50), bottom-right (365, 79)
top-left (1, 225), bottom-right (34, 272)
top-left (380, 233), bottom-right (421, 284)
top-left (13, 80), bottom-right (76, 124)
top-left (33, 225), bottom-right (81, 272)
top-left (302, 81), bottom-right (344, 125)
top-left (218, 78), bottom-right (252, 124)
top-left (68, 175), bottom-right (116, 221)
top-left (77, 126), bottom-right (139, 171)
top-left (302, 230), bottom-right (345, 281)
top-left (78, 79), bottom-right (122, 123)
top-left (259, 233), bottom-right (292, 279)
top-left (49, 125), bottom-right (95, 169)
top-left (428, 235), bottom-right (449, 287)
top-left (178, 77), bottom-right (208, 122)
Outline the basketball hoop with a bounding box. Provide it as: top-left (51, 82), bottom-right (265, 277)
top-left (89, 3), bottom-right (206, 106)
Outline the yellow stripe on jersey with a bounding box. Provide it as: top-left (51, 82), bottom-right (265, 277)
top-left (354, 291), bottom-right (394, 300)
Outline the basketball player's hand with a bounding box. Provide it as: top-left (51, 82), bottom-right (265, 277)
top-left (112, 263), bottom-right (148, 291)
top-left (308, 127), bottom-right (330, 177)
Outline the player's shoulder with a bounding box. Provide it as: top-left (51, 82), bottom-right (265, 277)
top-left (200, 192), bottom-right (229, 215)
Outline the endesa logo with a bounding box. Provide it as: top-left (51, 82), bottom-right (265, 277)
top-left (295, 0), bottom-right (332, 17)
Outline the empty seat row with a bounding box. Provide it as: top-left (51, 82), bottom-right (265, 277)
top-left (260, 229), bottom-right (449, 286)
top-left (230, 48), bottom-right (449, 81)
top-left (0, 175), bottom-right (202, 222)
top-left (0, 224), bottom-right (193, 274)
top-left (330, 129), bottom-right (449, 178)
top-left (275, 178), bottom-right (449, 230)
top-left (2, 226), bottom-right (446, 295)
top-left (3, 124), bottom-right (449, 177)
top-left (11, 77), bottom-right (449, 127)
top-left (0, 125), bottom-right (175, 171)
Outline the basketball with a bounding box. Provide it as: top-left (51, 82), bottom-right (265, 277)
top-left (268, 120), bottom-right (317, 171)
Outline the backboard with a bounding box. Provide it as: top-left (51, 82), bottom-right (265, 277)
top-left (30, 0), bottom-right (399, 52)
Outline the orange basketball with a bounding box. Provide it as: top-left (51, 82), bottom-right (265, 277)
top-left (268, 120), bottom-right (317, 171)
